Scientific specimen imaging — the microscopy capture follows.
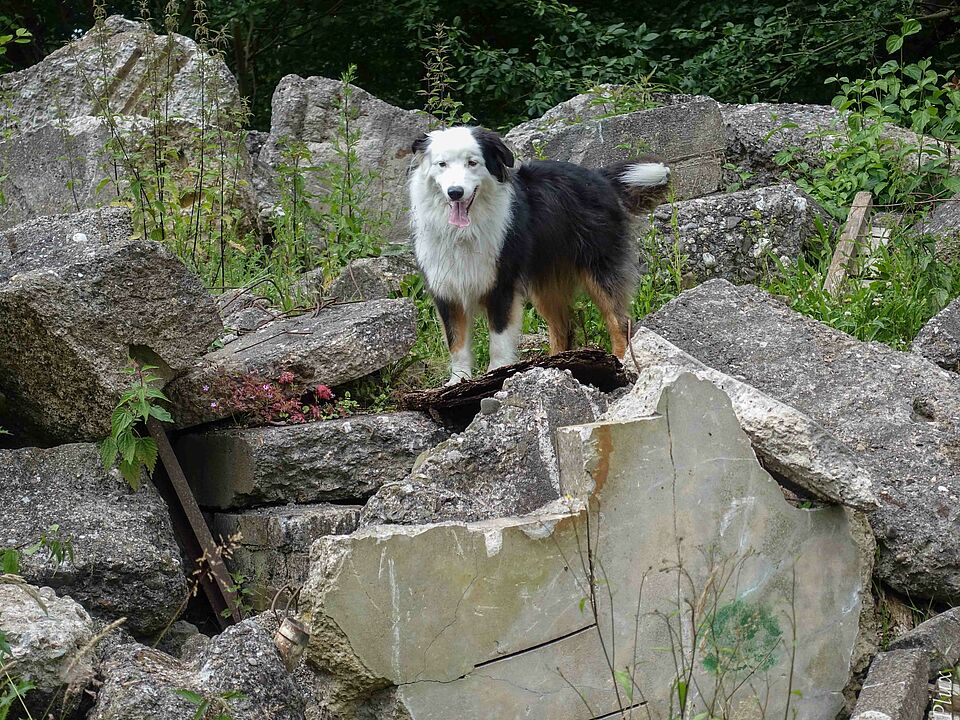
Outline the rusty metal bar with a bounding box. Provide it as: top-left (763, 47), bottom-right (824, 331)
top-left (147, 416), bottom-right (241, 627)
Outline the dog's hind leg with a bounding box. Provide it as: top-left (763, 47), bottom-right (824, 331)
top-left (436, 297), bottom-right (473, 385)
top-left (485, 288), bottom-right (524, 372)
top-left (531, 277), bottom-right (575, 355)
top-left (582, 273), bottom-right (632, 358)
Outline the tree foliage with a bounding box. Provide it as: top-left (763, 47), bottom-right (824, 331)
top-left (3, 1), bottom-right (958, 129)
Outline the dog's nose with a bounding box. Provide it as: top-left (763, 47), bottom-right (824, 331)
top-left (447, 186), bottom-right (464, 200)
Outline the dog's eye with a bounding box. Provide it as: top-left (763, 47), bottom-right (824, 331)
top-left (467, 160), bottom-right (478, 167)
top-left (437, 161), bottom-right (447, 168)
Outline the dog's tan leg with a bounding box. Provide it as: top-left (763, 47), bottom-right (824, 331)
top-left (436, 298), bottom-right (473, 384)
top-left (532, 277), bottom-right (575, 354)
top-left (582, 274), bottom-right (630, 358)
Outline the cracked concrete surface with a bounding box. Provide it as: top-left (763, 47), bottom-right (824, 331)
top-left (299, 373), bottom-right (867, 719)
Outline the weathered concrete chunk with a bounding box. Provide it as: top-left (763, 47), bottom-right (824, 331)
top-left (914, 193), bottom-right (960, 259)
top-left (178, 411), bottom-right (447, 509)
top-left (323, 254), bottom-right (417, 302)
top-left (90, 619), bottom-right (304, 720)
top-left (0, 209), bottom-right (222, 444)
top-left (0, 444), bottom-right (188, 635)
top-left (643, 183), bottom-right (831, 283)
top-left (912, 297), bottom-right (960, 372)
top-left (722, 103), bottom-right (960, 192)
top-left (506, 95), bottom-right (723, 200)
top-left (257, 75), bottom-right (431, 242)
top-left (361, 367), bottom-right (607, 525)
top-left (0, 113), bottom-right (257, 230)
top-left (616, 328), bottom-right (878, 510)
top-left (300, 373), bottom-right (867, 720)
top-left (721, 103), bottom-right (843, 187)
top-left (167, 298), bottom-right (417, 428)
top-left (850, 650), bottom-right (929, 720)
top-left (0, 583), bottom-right (97, 718)
top-left (0, 15), bottom-right (241, 134)
top-left (212, 504), bottom-right (360, 609)
top-left (889, 606), bottom-right (960, 677)
top-left (644, 279), bottom-right (960, 602)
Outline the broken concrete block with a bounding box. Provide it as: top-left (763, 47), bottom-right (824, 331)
top-left (0, 15), bottom-right (242, 135)
top-left (617, 328), bottom-right (878, 510)
top-left (361, 367), bottom-right (607, 525)
top-left (176, 411), bottom-right (447, 508)
top-left (0, 444), bottom-right (189, 635)
top-left (912, 297), bottom-right (960, 372)
top-left (0, 583), bottom-right (97, 718)
top-left (850, 650), bottom-right (929, 720)
top-left (889, 607), bottom-right (960, 678)
top-left (166, 298), bottom-right (417, 429)
top-left (642, 183), bottom-right (832, 283)
top-left (211, 504), bottom-right (361, 608)
top-left (0, 209), bottom-right (222, 444)
top-left (322, 254), bottom-right (417, 302)
top-left (914, 192), bottom-right (960, 260)
top-left (299, 373), bottom-right (867, 720)
top-left (256, 75), bottom-right (431, 243)
top-left (644, 279), bottom-right (960, 604)
top-left (90, 619), bottom-right (304, 720)
top-left (506, 95), bottom-right (724, 199)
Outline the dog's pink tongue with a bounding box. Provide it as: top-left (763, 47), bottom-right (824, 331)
top-left (448, 200), bottom-right (470, 228)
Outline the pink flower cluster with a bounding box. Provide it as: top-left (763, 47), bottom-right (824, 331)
top-left (228, 369), bottom-right (338, 425)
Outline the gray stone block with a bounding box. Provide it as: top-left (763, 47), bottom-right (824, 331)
top-left (212, 504), bottom-right (360, 609)
top-left (643, 182), bottom-right (832, 283)
top-left (851, 650), bottom-right (929, 720)
top-left (889, 607), bottom-right (960, 678)
top-left (176, 412), bottom-right (448, 508)
top-left (506, 95), bottom-right (724, 200)
top-left (913, 298), bottom-right (960, 372)
top-left (644, 279), bottom-right (960, 603)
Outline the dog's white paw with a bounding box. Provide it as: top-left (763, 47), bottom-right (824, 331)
top-left (444, 374), bottom-right (469, 387)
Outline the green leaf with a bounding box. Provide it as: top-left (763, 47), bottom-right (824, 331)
top-left (149, 405), bottom-right (173, 423)
top-left (0, 548), bottom-right (20, 575)
top-left (614, 669), bottom-right (634, 702)
top-left (886, 34), bottom-right (903, 54)
top-left (99, 437), bottom-right (118, 470)
top-left (0, 629), bottom-right (10, 658)
top-left (174, 689), bottom-right (205, 705)
top-left (120, 459), bottom-right (142, 491)
top-left (902, 18), bottom-right (921, 36)
top-left (137, 437), bottom-right (158, 477)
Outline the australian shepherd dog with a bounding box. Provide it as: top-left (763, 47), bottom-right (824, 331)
top-left (409, 126), bottom-right (670, 385)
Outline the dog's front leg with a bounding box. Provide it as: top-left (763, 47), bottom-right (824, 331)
top-left (436, 298), bottom-right (473, 385)
top-left (486, 289), bottom-right (523, 372)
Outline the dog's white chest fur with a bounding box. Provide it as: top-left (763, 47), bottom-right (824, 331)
top-left (409, 174), bottom-right (514, 307)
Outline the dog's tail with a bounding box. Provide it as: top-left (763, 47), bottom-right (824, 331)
top-left (601, 157), bottom-right (671, 213)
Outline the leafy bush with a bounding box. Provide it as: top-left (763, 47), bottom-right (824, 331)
top-left (99, 362), bottom-right (172, 490)
top-left (775, 19), bottom-right (960, 220)
top-left (766, 223), bottom-right (960, 348)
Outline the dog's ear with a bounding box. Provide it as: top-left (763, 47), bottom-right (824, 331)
top-left (411, 132), bottom-right (430, 155)
top-left (475, 128), bottom-right (515, 183)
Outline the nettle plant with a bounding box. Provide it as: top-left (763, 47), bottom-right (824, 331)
top-left (99, 363), bottom-right (172, 490)
top-left (774, 18), bottom-right (960, 220)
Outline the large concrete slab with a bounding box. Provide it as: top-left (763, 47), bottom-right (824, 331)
top-left (644, 279), bottom-right (960, 603)
top-left (506, 96), bottom-right (724, 200)
top-left (299, 373), bottom-right (866, 719)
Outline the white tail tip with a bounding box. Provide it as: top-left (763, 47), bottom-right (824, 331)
top-left (619, 162), bottom-right (670, 187)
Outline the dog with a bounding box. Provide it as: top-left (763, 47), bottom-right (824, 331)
top-left (408, 125), bottom-right (670, 385)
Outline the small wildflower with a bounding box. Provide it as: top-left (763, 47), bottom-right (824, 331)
top-left (202, 384), bottom-right (210, 393)
top-left (262, 383), bottom-right (272, 391)
top-left (210, 401), bottom-right (219, 409)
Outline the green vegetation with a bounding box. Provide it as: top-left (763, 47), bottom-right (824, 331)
top-left (98, 362), bottom-right (171, 490)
